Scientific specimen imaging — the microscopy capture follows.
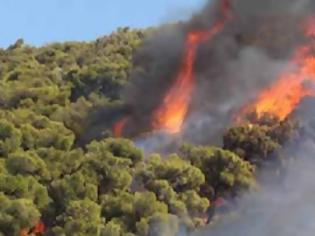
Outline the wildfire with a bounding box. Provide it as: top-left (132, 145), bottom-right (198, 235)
top-left (113, 116), bottom-right (129, 137)
top-left (151, 32), bottom-right (205, 134)
top-left (20, 220), bottom-right (45, 236)
top-left (239, 16), bottom-right (315, 121)
top-left (151, 0), bottom-right (232, 134)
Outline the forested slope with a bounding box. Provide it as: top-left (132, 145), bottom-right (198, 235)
top-left (0, 29), bottom-right (298, 236)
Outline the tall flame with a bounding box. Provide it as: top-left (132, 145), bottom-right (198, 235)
top-left (240, 16), bottom-right (315, 121)
top-left (151, 0), bottom-right (232, 134)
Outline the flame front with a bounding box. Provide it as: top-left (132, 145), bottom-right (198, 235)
top-left (151, 32), bottom-right (203, 134)
top-left (240, 17), bottom-right (315, 121)
top-left (151, 0), bottom-right (231, 134)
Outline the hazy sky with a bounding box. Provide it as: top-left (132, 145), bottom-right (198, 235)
top-left (0, 0), bottom-right (205, 48)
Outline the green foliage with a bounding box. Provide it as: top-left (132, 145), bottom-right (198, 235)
top-left (223, 119), bottom-right (298, 169)
top-left (84, 139), bottom-right (142, 193)
top-left (101, 221), bottom-right (124, 236)
top-left (138, 154), bottom-right (205, 191)
top-left (0, 119), bottom-right (22, 156)
top-left (6, 151), bottom-right (50, 180)
top-left (0, 28), bottom-right (146, 141)
top-left (0, 29), bottom-right (299, 236)
top-left (0, 193), bottom-right (40, 236)
top-left (65, 28), bottom-right (145, 101)
top-left (52, 199), bottom-right (103, 236)
top-left (223, 124), bottom-right (280, 166)
top-left (50, 172), bottom-right (98, 210)
top-left (136, 154), bottom-right (209, 227)
top-left (0, 174), bottom-right (50, 209)
top-left (35, 147), bottom-right (84, 180)
top-left (100, 191), bottom-right (173, 235)
top-left (180, 145), bottom-right (255, 199)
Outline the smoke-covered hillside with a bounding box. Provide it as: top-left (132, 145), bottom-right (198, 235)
top-left (1, 0), bottom-right (315, 235)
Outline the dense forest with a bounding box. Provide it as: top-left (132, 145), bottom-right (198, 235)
top-left (0, 28), bottom-right (301, 236)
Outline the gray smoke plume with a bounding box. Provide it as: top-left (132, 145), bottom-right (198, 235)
top-left (81, 1), bottom-right (315, 235)
top-left (120, 0), bottom-right (315, 145)
top-left (193, 122), bottom-right (315, 236)
top-left (187, 97), bottom-right (315, 236)
top-left (127, 1), bottom-right (315, 232)
top-left (80, 1), bottom-right (315, 235)
top-left (83, 0), bottom-right (315, 149)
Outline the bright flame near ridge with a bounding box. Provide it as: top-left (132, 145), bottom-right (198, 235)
top-left (151, 0), bottom-right (232, 134)
top-left (240, 17), bottom-right (315, 121)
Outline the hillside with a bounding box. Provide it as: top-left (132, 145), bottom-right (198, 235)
top-left (0, 26), bottom-right (301, 236)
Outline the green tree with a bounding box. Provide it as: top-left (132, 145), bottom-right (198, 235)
top-left (223, 125), bottom-right (280, 167)
top-left (50, 172), bottom-right (98, 211)
top-left (0, 193), bottom-right (40, 236)
top-left (52, 199), bottom-right (103, 236)
top-left (83, 139), bottom-right (143, 194)
top-left (0, 119), bottom-right (22, 156)
top-left (35, 147), bottom-right (84, 181)
top-left (136, 154), bottom-right (209, 227)
top-left (0, 174), bottom-right (50, 210)
top-left (180, 145), bottom-right (255, 199)
top-left (100, 191), bottom-right (172, 235)
top-left (6, 150), bottom-right (50, 181)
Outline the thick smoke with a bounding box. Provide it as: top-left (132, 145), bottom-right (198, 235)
top-left (125, 2), bottom-right (315, 232)
top-left (83, 0), bottom-right (315, 149)
top-left (120, 0), bottom-right (315, 145)
top-left (79, 1), bottom-right (315, 235)
top-left (192, 109), bottom-right (315, 236)
top-left (80, 1), bottom-right (315, 235)
top-left (193, 157), bottom-right (315, 236)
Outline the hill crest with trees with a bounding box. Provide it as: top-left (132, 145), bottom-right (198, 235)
top-left (0, 29), bottom-right (299, 236)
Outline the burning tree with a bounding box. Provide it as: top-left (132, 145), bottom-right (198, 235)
top-left (2, 0), bottom-right (315, 235)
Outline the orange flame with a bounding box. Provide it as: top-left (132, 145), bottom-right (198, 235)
top-left (151, 0), bottom-right (232, 134)
top-left (151, 32), bottom-right (204, 134)
top-left (32, 221), bottom-right (45, 234)
top-left (240, 17), bottom-right (315, 121)
top-left (113, 116), bottom-right (129, 137)
top-left (20, 220), bottom-right (45, 236)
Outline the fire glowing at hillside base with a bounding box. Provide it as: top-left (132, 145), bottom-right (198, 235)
top-left (151, 1), bottom-right (232, 134)
top-left (239, 17), bottom-right (315, 121)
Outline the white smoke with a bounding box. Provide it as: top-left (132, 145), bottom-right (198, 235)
top-left (192, 136), bottom-right (315, 236)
